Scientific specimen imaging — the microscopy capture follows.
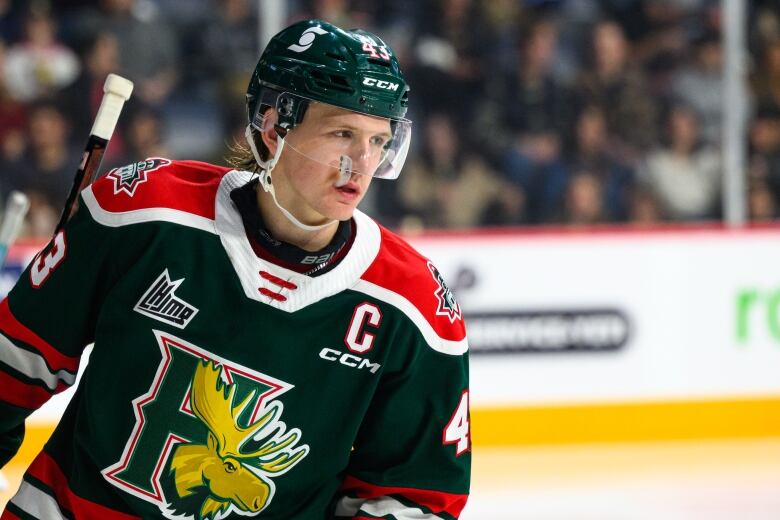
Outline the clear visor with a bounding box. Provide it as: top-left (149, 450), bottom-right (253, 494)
top-left (253, 91), bottom-right (411, 181)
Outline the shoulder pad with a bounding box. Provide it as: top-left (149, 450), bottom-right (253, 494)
top-left (83, 159), bottom-right (230, 231)
top-left (358, 226), bottom-right (467, 355)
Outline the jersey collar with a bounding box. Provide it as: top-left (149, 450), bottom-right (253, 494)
top-left (215, 169), bottom-right (381, 311)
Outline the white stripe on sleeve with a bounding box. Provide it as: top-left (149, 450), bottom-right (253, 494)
top-left (0, 332), bottom-right (76, 390)
top-left (334, 495), bottom-right (447, 520)
top-left (10, 480), bottom-right (69, 520)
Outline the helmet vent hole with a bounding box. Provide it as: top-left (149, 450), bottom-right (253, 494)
top-left (307, 70), bottom-right (353, 93)
top-left (367, 58), bottom-right (391, 68)
top-left (327, 74), bottom-right (353, 93)
top-left (329, 75), bottom-right (351, 88)
top-left (325, 52), bottom-right (348, 62)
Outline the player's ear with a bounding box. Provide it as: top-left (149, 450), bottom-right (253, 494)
top-left (259, 108), bottom-right (280, 155)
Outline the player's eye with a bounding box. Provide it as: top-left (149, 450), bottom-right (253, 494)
top-left (333, 130), bottom-right (353, 139)
top-left (370, 135), bottom-right (389, 147)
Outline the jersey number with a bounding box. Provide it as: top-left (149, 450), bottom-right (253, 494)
top-left (443, 390), bottom-right (470, 456)
top-left (30, 231), bottom-right (67, 288)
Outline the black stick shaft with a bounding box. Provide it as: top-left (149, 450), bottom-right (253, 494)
top-left (54, 134), bottom-right (108, 234)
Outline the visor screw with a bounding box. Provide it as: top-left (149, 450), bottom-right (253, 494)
top-left (279, 95), bottom-right (294, 116)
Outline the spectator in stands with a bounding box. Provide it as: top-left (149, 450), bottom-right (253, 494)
top-left (301, 0), bottom-right (373, 30)
top-left (560, 170), bottom-right (606, 226)
top-left (0, 0), bottom-right (21, 43)
top-left (748, 181), bottom-right (777, 221)
top-left (0, 38), bottom-right (26, 166)
top-left (77, 0), bottom-right (179, 106)
top-left (627, 187), bottom-right (664, 226)
top-left (199, 0), bottom-right (258, 134)
top-left (201, 0), bottom-right (257, 80)
top-left (624, 0), bottom-right (690, 91)
top-left (376, 115), bottom-right (449, 229)
top-left (747, 105), bottom-right (780, 213)
top-left (474, 17), bottom-right (573, 224)
top-left (499, 124), bottom-right (569, 224)
top-left (479, 0), bottom-right (524, 77)
top-left (112, 105), bottom-right (168, 169)
top-left (566, 104), bottom-right (634, 221)
top-left (0, 1), bottom-right (753, 229)
top-left (3, 7), bottom-right (80, 102)
top-left (671, 31), bottom-right (724, 145)
top-left (59, 31), bottom-right (125, 163)
top-left (638, 104), bottom-right (721, 221)
top-left (410, 0), bottom-right (491, 121)
top-left (4, 101), bottom-right (79, 237)
top-left (749, 1), bottom-right (780, 60)
top-left (751, 38), bottom-right (780, 112)
top-left (437, 157), bottom-right (503, 230)
top-left (392, 113), bottom-right (503, 229)
top-left (575, 20), bottom-right (658, 164)
top-left (478, 186), bottom-right (526, 228)
top-left (475, 16), bottom-right (570, 164)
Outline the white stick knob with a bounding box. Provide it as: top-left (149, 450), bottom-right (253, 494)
top-left (91, 74), bottom-right (135, 140)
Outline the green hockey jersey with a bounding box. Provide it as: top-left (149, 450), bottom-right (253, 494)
top-left (0, 160), bottom-right (470, 519)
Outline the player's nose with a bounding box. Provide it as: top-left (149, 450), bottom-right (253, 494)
top-left (348, 140), bottom-right (375, 174)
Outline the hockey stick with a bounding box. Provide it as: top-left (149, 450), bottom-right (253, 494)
top-left (0, 191), bottom-right (30, 268)
top-left (54, 73), bottom-right (134, 234)
top-left (0, 77), bottom-right (132, 496)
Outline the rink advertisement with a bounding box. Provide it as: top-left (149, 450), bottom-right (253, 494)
top-left (462, 308), bottom-right (631, 354)
top-left (408, 227), bottom-right (780, 442)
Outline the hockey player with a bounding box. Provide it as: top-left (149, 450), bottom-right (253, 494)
top-left (0, 19), bottom-right (470, 519)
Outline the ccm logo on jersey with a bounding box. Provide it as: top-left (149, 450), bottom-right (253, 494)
top-left (319, 302), bottom-right (382, 374)
top-left (319, 349), bottom-right (381, 374)
top-left (362, 77), bottom-right (399, 91)
top-left (134, 269), bottom-right (198, 328)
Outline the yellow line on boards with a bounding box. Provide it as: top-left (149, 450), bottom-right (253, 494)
top-left (5, 424), bottom-right (53, 470)
top-left (9, 396), bottom-right (780, 470)
top-left (472, 397), bottom-right (780, 446)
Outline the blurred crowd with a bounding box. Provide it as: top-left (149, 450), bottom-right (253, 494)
top-left (0, 0), bottom-right (778, 237)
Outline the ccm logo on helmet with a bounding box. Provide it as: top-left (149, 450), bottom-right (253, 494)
top-left (362, 77), bottom-right (399, 91)
top-left (288, 26), bottom-right (328, 53)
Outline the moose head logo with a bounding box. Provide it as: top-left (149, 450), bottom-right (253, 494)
top-left (168, 360), bottom-right (309, 519)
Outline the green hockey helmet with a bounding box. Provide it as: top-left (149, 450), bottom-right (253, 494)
top-left (246, 19), bottom-right (412, 181)
top-left (248, 19), bottom-right (409, 125)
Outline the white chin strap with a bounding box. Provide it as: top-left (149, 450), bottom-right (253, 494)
top-left (245, 125), bottom-right (337, 232)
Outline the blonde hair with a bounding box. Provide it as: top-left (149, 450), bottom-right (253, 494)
top-left (224, 139), bottom-right (262, 172)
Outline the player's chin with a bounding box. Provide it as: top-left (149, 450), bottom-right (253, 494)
top-left (330, 192), bottom-right (363, 217)
top-left (328, 204), bottom-right (357, 221)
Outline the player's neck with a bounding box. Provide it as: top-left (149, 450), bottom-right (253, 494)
top-left (255, 188), bottom-right (339, 252)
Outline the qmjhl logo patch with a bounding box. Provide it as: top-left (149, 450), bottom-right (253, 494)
top-left (108, 157), bottom-right (171, 196)
top-left (134, 270), bottom-right (198, 329)
top-left (428, 261), bottom-right (462, 323)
